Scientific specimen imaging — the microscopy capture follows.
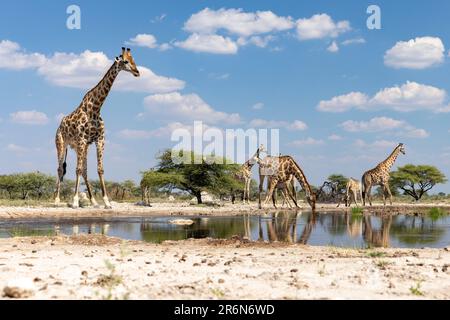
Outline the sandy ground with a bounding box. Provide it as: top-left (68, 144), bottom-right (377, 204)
top-left (0, 235), bottom-right (449, 300)
top-left (0, 201), bottom-right (448, 220)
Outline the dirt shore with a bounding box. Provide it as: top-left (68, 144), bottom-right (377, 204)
top-left (0, 235), bottom-right (449, 300)
top-left (0, 201), bottom-right (448, 220)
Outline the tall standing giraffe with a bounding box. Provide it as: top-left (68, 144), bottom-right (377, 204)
top-left (233, 145), bottom-right (266, 204)
top-left (362, 143), bottom-right (405, 206)
top-left (54, 47), bottom-right (140, 209)
top-left (259, 155), bottom-right (316, 210)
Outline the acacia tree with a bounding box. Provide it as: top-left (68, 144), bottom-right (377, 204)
top-left (143, 150), bottom-right (242, 204)
top-left (390, 165), bottom-right (447, 201)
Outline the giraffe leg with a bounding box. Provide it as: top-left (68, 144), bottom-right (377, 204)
top-left (243, 178), bottom-right (248, 204)
top-left (54, 131), bottom-right (66, 205)
top-left (81, 149), bottom-right (99, 208)
top-left (96, 139), bottom-right (112, 209)
top-left (264, 178), bottom-right (278, 208)
top-left (385, 183), bottom-right (393, 206)
top-left (367, 184), bottom-right (373, 206)
top-left (72, 145), bottom-right (87, 209)
top-left (288, 180), bottom-right (299, 208)
top-left (246, 178), bottom-right (252, 204)
top-left (352, 189), bottom-right (358, 207)
top-left (258, 175), bottom-right (265, 209)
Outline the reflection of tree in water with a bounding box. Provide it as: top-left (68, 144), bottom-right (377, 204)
top-left (389, 215), bottom-right (445, 246)
top-left (363, 215), bottom-right (392, 248)
top-left (140, 217), bottom-right (249, 243)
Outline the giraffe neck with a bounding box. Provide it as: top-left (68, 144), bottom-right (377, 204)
top-left (243, 148), bottom-right (260, 171)
top-left (82, 61), bottom-right (120, 114)
top-left (378, 146), bottom-right (400, 172)
top-left (290, 159), bottom-right (313, 197)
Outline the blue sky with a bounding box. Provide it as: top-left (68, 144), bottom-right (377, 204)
top-left (1, 0), bottom-right (450, 193)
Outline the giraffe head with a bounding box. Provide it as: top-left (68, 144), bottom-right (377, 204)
top-left (307, 192), bottom-right (316, 211)
top-left (398, 143), bottom-right (406, 155)
top-left (116, 47), bottom-right (140, 77)
top-left (249, 144), bottom-right (267, 164)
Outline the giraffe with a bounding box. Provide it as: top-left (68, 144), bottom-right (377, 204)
top-left (258, 155), bottom-right (316, 210)
top-left (233, 145), bottom-right (266, 204)
top-left (54, 47), bottom-right (140, 209)
top-left (337, 178), bottom-right (362, 207)
top-left (269, 175), bottom-right (297, 208)
top-left (362, 143), bottom-right (405, 206)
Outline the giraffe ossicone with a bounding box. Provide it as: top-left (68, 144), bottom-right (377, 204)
top-left (54, 47), bottom-right (140, 209)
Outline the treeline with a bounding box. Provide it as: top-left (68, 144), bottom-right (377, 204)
top-left (0, 172), bottom-right (141, 201)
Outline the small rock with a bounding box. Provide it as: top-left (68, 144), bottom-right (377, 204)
top-left (290, 269), bottom-right (298, 273)
top-left (218, 279), bottom-right (225, 284)
top-left (31, 250), bottom-right (37, 254)
top-left (3, 278), bottom-right (36, 298)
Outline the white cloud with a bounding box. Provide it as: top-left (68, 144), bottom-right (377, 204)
top-left (327, 41), bottom-right (339, 53)
top-left (117, 129), bottom-right (154, 140)
top-left (318, 81), bottom-right (448, 113)
top-left (118, 122), bottom-right (221, 140)
top-left (237, 35), bottom-right (275, 48)
top-left (10, 110), bottom-right (49, 125)
top-left (0, 40), bottom-right (46, 70)
top-left (353, 139), bottom-right (397, 149)
top-left (184, 8), bottom-right (294, 37)
top-left (384, 37), bottom-right (445, 69)
top-left (6, 144), bottom-right (31, 154)
top-left (296, 14), bottom-right (351, 40)
top-left (126, 34), bottom-right (172, 52)
top-left (288, 120), bottom-right (308, 131)
top-left (341, 117), bottom-right (429, 139)
top-left (175, 33), bottom-right (238, 54)
top-left (151, 14), bottom-right (167, 24)
top-left (371, 81), bottom-right (446, 111)
top-left (328, 134), bottom-right (342, 141)
top-left (341, 38), bottom-right (366, 45)
top-left (252, 102), bottom-right (264, 110)
top-left (317, 92), bottom-right (368, 112)
top-left (126, 34), bottom-right (158, 49)
top-left (340, 117), bottom-right (404, 132)
top-left (403, 128), bottom-right (429, 138)
top-left (0, 41), bottom-right (185, 94)
top-left (248, 119), bottom-right (307, 131)
top-left (289, 137), bottom-right (324, 146)
top-left (143, 92), bottom-right (241, 125)
top-left (38, 50), bottom-right (185, 93)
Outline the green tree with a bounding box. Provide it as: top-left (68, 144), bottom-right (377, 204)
top-left (143, 150), bottom-right (242, 204)
top-left (0, 174), bottom-right (18, 199)
top-left (390, 165), bottom-right (447, 201)
top-left (327, 174), bottom-right (348, 194)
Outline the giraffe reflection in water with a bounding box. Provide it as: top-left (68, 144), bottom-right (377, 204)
top-left (255, 211), bottom-right (318, 244)
top-left (254, 211), bottom-right (394, 247)
top-left (362, 215), bottom-right (393, 247)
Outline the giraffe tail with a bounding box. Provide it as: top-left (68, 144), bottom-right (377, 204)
top-left (61, 149), bottom-right (68, 182)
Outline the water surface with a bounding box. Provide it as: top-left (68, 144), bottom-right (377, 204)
top-left (0, 211), bottom-right (449, 248)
